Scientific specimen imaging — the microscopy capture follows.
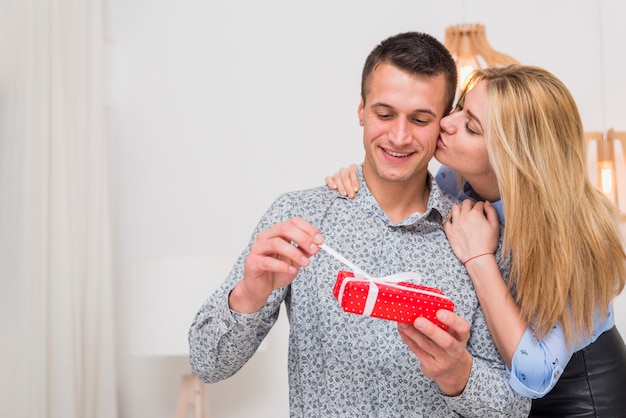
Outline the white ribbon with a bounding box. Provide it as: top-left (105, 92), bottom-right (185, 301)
top-left (320, 244), bottom-right (372, 278)
top-left (321, 244), bottom-right (450, 317)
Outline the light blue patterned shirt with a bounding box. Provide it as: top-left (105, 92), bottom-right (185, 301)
top-left (435, 165), bottom-right (614, 398)
top-left (189, 165), bottom-right (530, 417)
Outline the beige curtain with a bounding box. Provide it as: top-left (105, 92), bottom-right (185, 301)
top-left (0, 1), bottom-right (118, 417)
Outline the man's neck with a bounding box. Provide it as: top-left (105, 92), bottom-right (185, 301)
top-left (363, 169), bottom-right (431, 223)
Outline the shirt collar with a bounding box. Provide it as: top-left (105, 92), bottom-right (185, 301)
top-left (354, 164), bottom-right (452, 227)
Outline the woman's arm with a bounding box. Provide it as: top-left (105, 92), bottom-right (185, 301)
top-left (444, 200), bottom-right (592, 397)
top-left (443, 200), bottom-right (525, 367)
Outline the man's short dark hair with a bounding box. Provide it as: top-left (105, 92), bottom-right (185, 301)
top-left (361, 32), bottom-right (458, 113)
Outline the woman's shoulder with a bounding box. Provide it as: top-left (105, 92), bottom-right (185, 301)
top-left (434, 165), bottom-right (461, 196)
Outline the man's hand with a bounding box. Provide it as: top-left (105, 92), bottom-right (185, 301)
top-left (229, 217), bottom-right (324, 313)
top-left (397, 309), bottom-right (473, 396)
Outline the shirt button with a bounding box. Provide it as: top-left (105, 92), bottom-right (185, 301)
top-left (381, 367), bottom-right (392, 376)
top-left (235, 323), bottom-right (244, 331)
top-left (553, 371), bottom-right (560, 379)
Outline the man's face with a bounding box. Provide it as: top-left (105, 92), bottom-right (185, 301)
top-left (359, 63), bottom-right (448, 188)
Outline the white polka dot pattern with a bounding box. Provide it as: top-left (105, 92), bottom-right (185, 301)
top-left (332, 270), bottom-right (455, 329)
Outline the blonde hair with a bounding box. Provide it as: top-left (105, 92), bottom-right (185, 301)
top-left (465, 65), bottom-right (626, 346)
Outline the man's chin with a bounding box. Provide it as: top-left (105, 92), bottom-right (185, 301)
top-left (378, 168), bottom-right (426, 185)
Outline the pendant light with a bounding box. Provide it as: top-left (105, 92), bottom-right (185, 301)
top-left (444, 23), bottom-right (519, 91)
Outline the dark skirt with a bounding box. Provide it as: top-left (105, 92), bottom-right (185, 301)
top-left (529, 325), bottom-right (626, 417)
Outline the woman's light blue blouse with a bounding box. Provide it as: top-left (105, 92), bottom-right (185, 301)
top-left (435, 165), bottom-right (615, 398)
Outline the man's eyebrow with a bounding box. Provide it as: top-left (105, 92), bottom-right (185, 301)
top-left (371, 102), bottom-right (393, 110)
top-left (412, 108), bottom-right (437, 118)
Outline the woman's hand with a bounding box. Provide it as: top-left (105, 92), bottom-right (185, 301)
top-left (443, 200), bottom-right (500, 264)
top-left (325, 163), bottom-right (359, 198)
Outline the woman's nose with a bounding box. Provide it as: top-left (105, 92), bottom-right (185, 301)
top-left (440, 113), bottom-right (456, 134)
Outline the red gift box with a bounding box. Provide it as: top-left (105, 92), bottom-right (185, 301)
top-left (332, 270), bottom-right (455, 330)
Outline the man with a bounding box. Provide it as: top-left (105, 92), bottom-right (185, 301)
top-left (189, 32), bottom-right (530, 417)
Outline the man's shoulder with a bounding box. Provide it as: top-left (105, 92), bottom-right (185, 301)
top-left (428, 172), bottom-right (462, 215)
top-left (267, 185), bottom-right (343, 226)
top-left (275, 184), bottom-right (339, 204)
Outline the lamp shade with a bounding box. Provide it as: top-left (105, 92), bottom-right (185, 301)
top-left (607, 130), bottom-right (626, 215)
top-left (444, 23), bottom-right (519, 91)
top-left (586, 130), bottom-right (626, 218)
top-left (129, 255), bottom-right (235, 356)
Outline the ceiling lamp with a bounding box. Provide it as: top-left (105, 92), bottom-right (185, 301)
top-left (585, 130), bottom-right (626, 218)
top-left (584, 2), bottom-right (625, 220)
top-left (444, 23), bottom-right (519, 91)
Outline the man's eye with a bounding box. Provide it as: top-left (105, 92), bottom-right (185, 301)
top-left (412, 118), bottom-right (429, 125)
top-left (377, 113), bottom-right (393, 120)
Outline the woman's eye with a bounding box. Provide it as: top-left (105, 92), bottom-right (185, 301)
top-left (464, 122), bottom-right (479, 135)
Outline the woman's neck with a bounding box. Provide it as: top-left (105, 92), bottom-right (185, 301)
top-left (465, 172), bottom-right (501, 202)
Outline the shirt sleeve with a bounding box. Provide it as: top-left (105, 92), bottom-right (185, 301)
top-left (434, 165), bottom-right (461, 197)
top-left (445, 356), bottom-right (531, 417)
top-left (444, 310), bottom-right (531, 416)
top-left (508, 308), bottom-right (614, 398)
top-left (188, 274), bottom-right (286, 383)
top-left (508, 325), bottom-right (570, 398)
top-left (188, 196), bottom-right (292, 383)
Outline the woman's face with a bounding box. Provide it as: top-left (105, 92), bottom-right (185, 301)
top-left (435, 80), bottom-right (495, 189)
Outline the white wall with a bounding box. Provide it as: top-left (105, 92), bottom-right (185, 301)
top-left (106, 1), bottom-right (626, 417)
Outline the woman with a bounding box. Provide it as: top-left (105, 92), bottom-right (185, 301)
top-left (326, 65), bottom-right (626, 416)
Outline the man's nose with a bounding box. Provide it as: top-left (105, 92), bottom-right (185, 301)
top-left (389, 118), bottom-right (412, 145)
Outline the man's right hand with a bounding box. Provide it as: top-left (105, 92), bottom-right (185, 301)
top-left (229, 217), bottom-right (324, 313)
